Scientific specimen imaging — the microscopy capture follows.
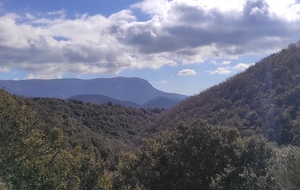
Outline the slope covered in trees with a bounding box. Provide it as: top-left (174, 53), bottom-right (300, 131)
top-left (26, 97), bottom-right (159, 153)
top-left (0, 90), bottom-right (111, 189)
top-left (159, 42), bottom-right (300, 145)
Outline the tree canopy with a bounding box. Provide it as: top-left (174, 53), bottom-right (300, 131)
top-left (113, 120), bottom-right (278, 190)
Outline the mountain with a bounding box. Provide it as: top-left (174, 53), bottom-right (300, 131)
top-left (159, 42), bottom-right (300, 145)
top-left (0, 77), bottom-right (187, 105)
top-left (67, 94), bottom-right (142, 108)
top-left (142, 96), bottom-right (181, 109)
top-left (68, 94), bottom-right (181, 109)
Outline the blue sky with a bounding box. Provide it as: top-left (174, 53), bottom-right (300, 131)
top-left (0, 0), bottom-right (300, 95)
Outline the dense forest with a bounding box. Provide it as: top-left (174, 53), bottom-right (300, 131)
top-left (159, 42), bottom-right (300, 146)
top-left (1, 42), bottom-right (300, 189)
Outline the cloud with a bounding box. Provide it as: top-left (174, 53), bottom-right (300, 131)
top-left (25, 73), bottom-right (62, 80)
top-left (210, 60), bottom-right (218, 65)
top-left (222, 61), bottom-right (231, 65)
top-left (0, 0), bottom-right (300, 78)
top-left (128, 0), bottom-right (300, 58)
top-left (25, 13), bottom-right (36, 20)
top-left (207, 67), bottom-right (232, 75)
top-left (178, 69), bottom-right (197, 76)
top-left (207, 62), bottom-right (254, 74)
top-left (157, 80), bottom-right (168, 84)
top-left (210, 60), bottom-right (231, 65)
top-left (0, 67), bottom-right (9, 73)
top-left (233, 63), bottom-right (254, 70)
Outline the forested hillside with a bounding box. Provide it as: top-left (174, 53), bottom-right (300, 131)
top-left (0, 90), bottom-right (161, 189)
top-left (26, 97), bottom-right (159, 153)
top-left (0, 90), bottom-right (112, 189)
top-left (159, 42), bottom-right (300, 145)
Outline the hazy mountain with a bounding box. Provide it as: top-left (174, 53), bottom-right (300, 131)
top-left (159, 42), bottom-right (300, 145)
top-left (0, 77), bottom-right (187, 105)
top-left (142, 96), bottom-right (181, 109)
top-left (68, 94), bottom-right (142, 108)
top-left (68, 94), bottom-right (181, 109)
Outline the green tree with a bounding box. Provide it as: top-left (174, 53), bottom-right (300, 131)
top-left (113, 120), bottom-right (277, 190)
top-left (0, 90), bottom-right (110, 189)
top-left (0, 89), bottom-right (69, 189)
top-left (274, 145), bottom-right (300, 190)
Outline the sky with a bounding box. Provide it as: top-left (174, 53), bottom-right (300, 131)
top-left (0, 0), bottom-right (300, 95)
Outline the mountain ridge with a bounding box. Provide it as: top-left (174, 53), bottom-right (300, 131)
top-left (68, 94), bottom-right (182, 109)
top-left (0, 77), bottom-right (187, 105)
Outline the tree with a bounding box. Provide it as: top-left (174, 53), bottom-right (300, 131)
top-left (0, 90), bottom-right (110, 189)
top-left (274, 145), bottom-right (300, 190)
top-left (113, 120), bottom-right (277, 190)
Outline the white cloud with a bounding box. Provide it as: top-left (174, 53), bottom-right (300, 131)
top-left (233, 63), bottom-right (254, 71)
top-left (24, 73), bottom-right (62, 80)
top-left (207, 67), bottom-right (232, 75)
top-left (157, 80), bottom-right (168, 84)
top-left (0, 67), bottom-right (9, 73)
top-left (47, 10), bottom-right (66, 18)
top-left (0, 0), bottom-right (299, 78)
top-left (131, 0), bottom-right (170, 16)
top-left (222, 61), bottom-right (231, 65)
top-left (207, 62), bottom-right (254, 75)
top-left (210, 60), bottom-right (218, 65)
top-left (210, 60), bottom-right (231, 65)
top-left (178, 69), bottom-right (197, 76)
top-left (25, 13), bottom-right (36, 20)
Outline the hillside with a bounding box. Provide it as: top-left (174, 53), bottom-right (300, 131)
top-left (0, 77), bottom-right (187, 105)
top-left (67, 94), bottom-right (142, 108)
top-left (142, 96), bottom-right (181, 109)
top-left (68, 94), bottom-right (182, 109)
top-left (1, 78), bottom-right (300, 189)
top-left (159, 42), bottom-right (300, 145)
top-left (26, 97), bottom-right (159, 153)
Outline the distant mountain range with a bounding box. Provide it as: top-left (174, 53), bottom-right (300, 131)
top-left (0, 77), bottom-right (187, 108)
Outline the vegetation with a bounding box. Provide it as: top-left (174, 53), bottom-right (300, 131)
top-left (0, 89), bottom-right (110, 189)
top-left (113, 120), bottom-right (278, 190)
top-left (1, 41), bottom-right (300, 189)
top-left (273, 145), bottom-right (300, 190)
top-left (26, 97), bottom-right (159, 154)
top-left (159, 41), bottom-right (300, 146)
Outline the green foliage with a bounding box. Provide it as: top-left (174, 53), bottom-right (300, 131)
top-left (0, 89), bottom-right (62, 189)
top-left (113, 120), bottom-right (276, 190)
top-left (0, 90), bottom-right (111, 189)
top-left (159, 41), bottom-right (300, 146)
top-left (27, 97), bottom-right (158, 153)
top-left (274, 145), bottom-right (300, 190)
